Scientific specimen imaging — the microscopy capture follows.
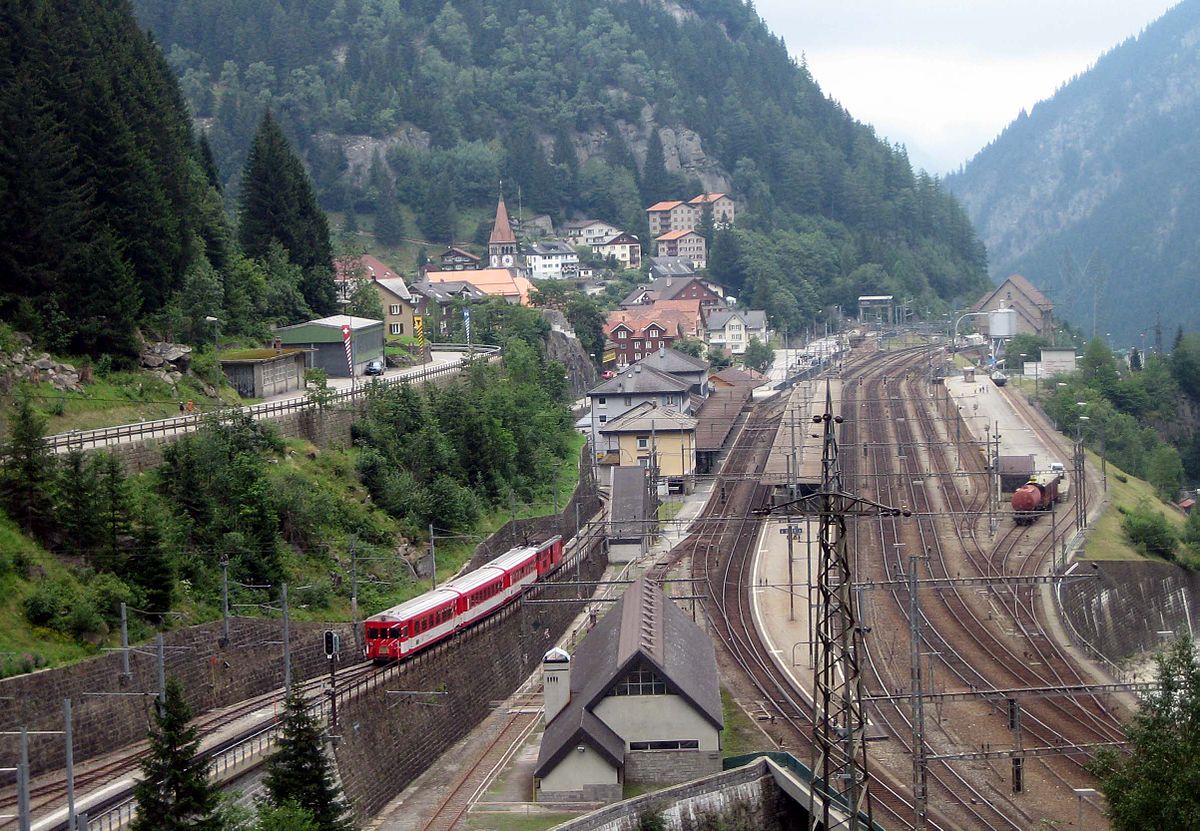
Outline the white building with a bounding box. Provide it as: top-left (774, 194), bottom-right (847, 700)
top-left (523, 240), bottom-right (580, 280)
top-left (534, 576), bottom-right (723, 803)
top-left (563, 219), bottom-right (624, 247)
top-left (704, 309), bottom-right (768, 355)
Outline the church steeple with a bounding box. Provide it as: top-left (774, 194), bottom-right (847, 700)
top-left (488, 190), bottom-right (518, 269)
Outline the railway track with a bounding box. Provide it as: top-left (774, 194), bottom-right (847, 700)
top-left (848, 348), bottom-right (1121, 828)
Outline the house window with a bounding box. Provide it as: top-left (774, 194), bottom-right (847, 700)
top-left (598, 397), bottom-right (607, 406)
top-left (634, 352), bottom-right (642, 360)
top-left (633, 341), bottom-right (642, 349)
top-left (617, 330), bottom-right (628, 340)
top-left (624, 395), bottom-right (632, 406)
top-left (598, 415), bottom-right (607, 424)
top-left (389, 323), bottom-right (401, 335)
top-left (629, 740), bottom-right (699, 751)
top-left (637, 437), bottom-right (649, 449)
top-left (610, 667), bottom-right (667, 696)
top-left (389, 304), bottom-right (401, 315)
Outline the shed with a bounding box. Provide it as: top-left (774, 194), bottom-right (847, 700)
top-left (218, 348), bottom-right (309, 398)
top-left (273, 315), bottom-right (384, 378)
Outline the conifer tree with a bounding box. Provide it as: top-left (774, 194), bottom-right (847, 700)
top-left (262, 691), bottom-right (352, 831)
top-left (419, 168), bottom-right (456, 245)
top-left (0, 390), bottom-right (56, 539)
top-left (131, 679), bottom-right (223, 831)
top-left (197, 131), bottom-right (222, 192)
top-left (238, 112), bottom-right (336, 315)
top-left (373, 191), bottom-right (405, 247)
top-left (640, 128), bottom-right (671, 205)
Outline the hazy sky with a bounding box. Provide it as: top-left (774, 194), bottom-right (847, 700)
top-left (755, 1), bottom-right (1179, 175)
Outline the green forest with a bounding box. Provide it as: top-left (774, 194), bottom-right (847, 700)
top-left (133, 0), bottom-right (989, 331)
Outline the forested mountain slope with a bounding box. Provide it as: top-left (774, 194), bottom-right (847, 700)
top-left (945, 1), bottom-right (1200, 344)
top-left (133, 0), bottom-right (989, 328)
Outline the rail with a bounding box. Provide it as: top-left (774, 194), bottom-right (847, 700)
top-left (42, 345), bottom-right (501, 453)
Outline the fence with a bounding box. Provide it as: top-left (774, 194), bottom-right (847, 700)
top-left (41, 345), bottom-right (500, 453)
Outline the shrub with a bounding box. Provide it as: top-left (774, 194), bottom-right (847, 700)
top-left (67, 600), bottom-right (105, 637)
top-left (24, 580), bottom-right (73, 627)
top-left (1122, 505), bottom-right (1178, 560)
top-left (88, 572), bottom-right (143, 624)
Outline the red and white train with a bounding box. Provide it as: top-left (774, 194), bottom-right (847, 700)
top-left (364, 536), bottom-right (565, 662)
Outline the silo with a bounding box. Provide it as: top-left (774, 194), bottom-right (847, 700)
top-left (988, 308), bottom-right (1016, 339)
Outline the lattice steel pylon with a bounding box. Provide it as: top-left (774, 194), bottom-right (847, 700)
top-left (758, 382), bottom-right (905, 831)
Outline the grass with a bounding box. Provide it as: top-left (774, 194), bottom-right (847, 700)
top-left (1082, 451), bottom-right (1186, 562)
top-left (720, 687), bottom-right (772, 758)
top-left (465, 813), bottom-right (582, 831)
top-left (656, 500), bottom-right (683, 522)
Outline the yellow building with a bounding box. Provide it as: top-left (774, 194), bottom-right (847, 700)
top-left (374, 276), bottom-right (416, 341)
top-left (599, 402), bottom-right (696, 493)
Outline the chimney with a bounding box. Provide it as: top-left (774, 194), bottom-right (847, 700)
top-left (543, 647), bottom-right (571, 724)
top-left (659, 345), bottom-right (666, 357)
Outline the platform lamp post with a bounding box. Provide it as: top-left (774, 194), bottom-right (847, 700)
top-left (1074, 787), bottom-right (1098, 828)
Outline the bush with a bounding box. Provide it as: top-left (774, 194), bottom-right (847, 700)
top-left (87, 572), bottom-right (143, 624)
top-left (24, 580), bottom-right (74, 627)
top-left (67, 600), bottom-right (105, 637)
top-left (1122, 505), bottom-right (1178, 560)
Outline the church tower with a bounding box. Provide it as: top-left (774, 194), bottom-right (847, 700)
top-left (488, 193), bottom-right (520, 269)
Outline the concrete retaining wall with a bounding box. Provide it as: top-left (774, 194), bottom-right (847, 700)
top-left (0, 618), bottom-right (354, 775)
top-left (551, 760), bottom-right (797, 831)
top-left (624, 750), bottom-right (723, 787)
top-left (333, 539), bottom-right (609, 823)
top-left (1058, 560), bottom-right (1200, 666)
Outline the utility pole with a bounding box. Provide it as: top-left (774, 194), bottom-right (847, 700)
top-left (429, 524), bottom-right (437, 589)
top-left (156, 633), bottom-right (166, 705)
top-left (64, 699), bottom-right (76, 831)
top-left (349, 537), bottom-right (359, 652)
top-left (18, 728), bottom-right (30, 831)
top-left (119, 602), bottom-right (130, 679)
top-left (282, 582), bottom-right (291, 690)
top-left (985, 423), bottom-right (994, 537)
top-left (908, 555), bottom-right (929, 830)
top-left (220, 556), bottom-right (230, 647)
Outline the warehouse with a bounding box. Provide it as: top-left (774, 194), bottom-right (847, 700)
top-left (272, 315), bottom-right (385, 378)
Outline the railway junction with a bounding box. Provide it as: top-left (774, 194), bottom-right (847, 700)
top-left (2, 336), bottom-right (1157, 831)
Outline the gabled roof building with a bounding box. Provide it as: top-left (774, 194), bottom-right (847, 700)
top-left (972, 274), bottom-right (1055, 338)
top-left (535, 576), bottom-right (722, 802)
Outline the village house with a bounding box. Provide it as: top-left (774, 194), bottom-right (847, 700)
top-left (605, 311), bottom-right (686, 367)
top-left (422, 268), bottom-right (533, 305)
top-left (333, 253), bottom-right (401, 305)
top-left (633, 346), bottom-right (710, 397)
top-left (654, 229), bottom-right (706, 269)
top-left (586, 364), bottom-right (692, 458)
top-left (534, 576), bottom-right (722, 803)
top-left (705, 309), bottom-right (768, 356)
top-left (599, 403), bottom-right (697, 488)
top-left (592, 232), bottom-right (642, 270)
top-left (646, 193), bottom-right (736, 237)
top-left (373, 275), bottom-right (416, 341)
top-left (409, 279), bottom-right (487, 336)
top-left (647, 256), bottom-right (695, 281)
top-left (437, 246), bottom-right (481, 271)
top-left (523, 240), bottom-right (580, 280)
top-left (563, 218), bottom-right (624, 247)
top-left (620, 275), bottom-right (724, 309)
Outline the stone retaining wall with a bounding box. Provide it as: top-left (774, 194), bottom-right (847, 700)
top-left (333, 537), bottom-right (609, 823)
top-left (1058, 560), bottom-right (1200, 666)
top-left (0, 618), bottom-right (354, 775)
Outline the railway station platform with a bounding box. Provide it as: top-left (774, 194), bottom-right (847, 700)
top-left (943, 375), bottom-right (1063, 472)
top-left (748, 516), bottom-right (820, 701)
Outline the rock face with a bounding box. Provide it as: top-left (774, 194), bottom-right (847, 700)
top-left (0, 347), bottom-right (84, 392)
top-left (319, 129), bottom-right (432, 188)
top-left (944, 3), bottom-right (1200, 342)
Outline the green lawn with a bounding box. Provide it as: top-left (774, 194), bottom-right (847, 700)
top-left (1082, 452), bottom-right (1186, 562)
top-left (656, 500), bottom-right (683, 522)
top-left (466, 813), bottom-right (582, 831)
top-left (721, 687), bottom-right (774, 757)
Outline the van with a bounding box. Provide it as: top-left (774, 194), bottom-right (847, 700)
top-left (1049, 462), bottom-right (1065, 474)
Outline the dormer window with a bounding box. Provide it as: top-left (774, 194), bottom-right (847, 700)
top-left (609, 666), bottom-right (667, 696)
top-left (616, 330), bottom-right (628, 340)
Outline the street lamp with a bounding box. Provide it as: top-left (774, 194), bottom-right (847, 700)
top-left (205, 315), bottom-right (221, 350)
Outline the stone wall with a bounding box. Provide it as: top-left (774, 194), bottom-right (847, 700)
top-left (551, 760), bottom-right (798, 831)
top-left (1058, 560), bottom-right (1200, 666)
top-left (333, 538), bottom-right (609, 823)
top-left (624, 750), bottom-right (723, 787)
top-left (0, 618), bottom-right (355, 775)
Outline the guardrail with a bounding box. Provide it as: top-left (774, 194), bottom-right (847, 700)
top-left (43, 345), bottom-right (501, 453)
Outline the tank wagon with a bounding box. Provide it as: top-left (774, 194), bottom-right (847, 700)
top-left (1011, 473), bottom-right (1062, 524)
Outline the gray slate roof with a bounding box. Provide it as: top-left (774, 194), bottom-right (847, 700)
top-left (375, 277), bottom-right (412, 301)
top-left (635, 346), bottom-right (710, 376)
top-left (609, 466), bottom-right (649, 541)
top-left (705, 309), bottom-right (767, 331)
top-left (534, 576), bottom-right (723, 778)
top-left (600, 402), bottom-right (697, 434)
top-left (648, 257), bottom-right (696, 279)
top-left (587, 363), bottom-right (691, 397)
top-left (410, 280), bottom-right (487, 303)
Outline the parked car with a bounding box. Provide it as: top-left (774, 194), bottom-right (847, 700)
top-left (364, 358), bottom-right (386, 376)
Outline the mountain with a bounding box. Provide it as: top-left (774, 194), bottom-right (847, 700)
top-left (945, 2), bottom-right (1200, 345)
top-left (130, 0), bottom-right (989, 328)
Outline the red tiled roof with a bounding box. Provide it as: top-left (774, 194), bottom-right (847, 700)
top-left (426, 268), bottom-right (532, 305)
top-left (655, 229), bottom-right (702, 241)
top-left (687, 193), bottom-right (727, 205)
top-left (647, 200), bottom-right (684, 212)
top-left (334, 253), bottom-right (401, 283)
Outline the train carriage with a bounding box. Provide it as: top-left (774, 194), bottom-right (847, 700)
top-left (365, 589), bottom-right (460, 662)
top-left (363, 535), bottom-right (564, 663)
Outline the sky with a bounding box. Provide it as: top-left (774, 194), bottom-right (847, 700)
top-left (755, 1), bottom-right (1179, 175)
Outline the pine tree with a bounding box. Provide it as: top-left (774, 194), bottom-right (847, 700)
top-left (238, 112), bottom-right (336, 315)
top-left (373, 191), bottom-right (404, 246)
top-left (262, 692), bottom-right (351, 831)
top-left (197, 131), bottom-right (222, 191)
top-left (640, 128), bottom-right (671, 205)
top-left (95, 452), bottom-right (133, 574)
top-left (419, 168), bottom-right (456, 245)
top-left (131, 679), bottom-right (223, 831)
top-left (0, 390), bottom-right (56, 539)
